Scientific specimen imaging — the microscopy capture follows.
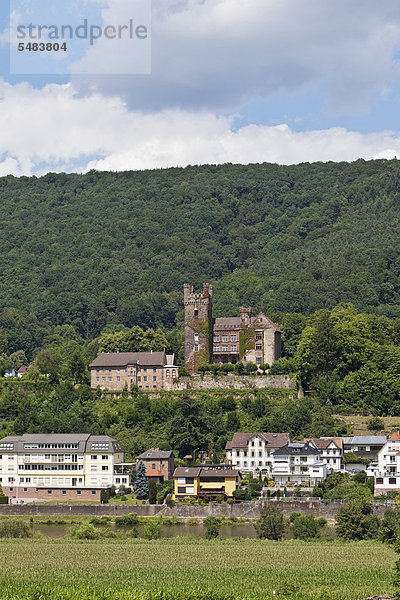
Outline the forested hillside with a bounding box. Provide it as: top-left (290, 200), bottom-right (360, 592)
top-left (1, 158), bottom-right (400, 346)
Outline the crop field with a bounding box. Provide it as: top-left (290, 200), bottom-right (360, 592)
top-left (0, 538), bottom-right (395, 600)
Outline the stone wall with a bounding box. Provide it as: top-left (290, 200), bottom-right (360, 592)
top-left (164, 374), bottom-right (296, 391)
top-left (0, 499), bottom-right (393, 518)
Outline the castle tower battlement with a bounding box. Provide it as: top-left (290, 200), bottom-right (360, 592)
top-left (183, 283), bottom-right (213, 373)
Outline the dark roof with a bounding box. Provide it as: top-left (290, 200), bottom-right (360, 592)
top-left (90, 351), bottom-right (167, 368)
top-left (273, 442), bottom-right (320, 456)
top-left (0, 433), bottom-right (123, 453)
top-left (174, 467), bottom-right (202, 478)
top-left (137, 448), bottom-right (174, 460)
top-left (225, 432), bottom-right (290, 450)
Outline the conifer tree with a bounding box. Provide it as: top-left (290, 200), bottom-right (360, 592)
top-left (134, 460), bottom-right (149, 499)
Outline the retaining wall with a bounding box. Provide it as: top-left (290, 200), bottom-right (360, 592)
top-left (164, 374), bottom-right (296, 391)
top-left (0, 499), bottom-right (394, 518)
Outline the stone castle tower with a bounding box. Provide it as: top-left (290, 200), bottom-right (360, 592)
top-left (184, 283), bottom-right (213, 374)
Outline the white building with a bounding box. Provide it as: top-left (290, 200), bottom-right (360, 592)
top-left (306, 438), bottom-right (343, 472)
top-left (225, 432), bottom-right (290, 476)
top-left (271, 442), bottom-right (327, 486)
top-left (343, 435), bottom-right (387, 462)
top-left (374, 432), bottom-right (400, 495)
top-left (0, 433), bottom-right (132, 503)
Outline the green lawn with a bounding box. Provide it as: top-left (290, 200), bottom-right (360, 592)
top-left (0, 538), bottom-right (395, 600)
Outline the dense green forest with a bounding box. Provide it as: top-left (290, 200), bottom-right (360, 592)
top-left (1, 158), bottom-right (400, 346)
top-left (2, 159), bottom-right (400, 440)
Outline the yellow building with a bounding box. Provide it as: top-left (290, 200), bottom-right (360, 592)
top-left (173, 465), bottom-right (241, 500)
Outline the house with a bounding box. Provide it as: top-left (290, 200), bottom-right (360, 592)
top-left (342, 435), bottom-right (387, 462)
top-left (374, 432), bottom-right (400, 495)
top-left (89, 351), bottom-right (178, 391)
top-left (173, 464), bottom-right (241, 500)
top-left (305, 438), bottom-right (343, 472)
top-left (4, 369), bottom-right (16, 378)
top-left (184, 284), bottom-right (281, 374)
top-left (136, 448), bottom-right (174, 482)
top-left (17, 366), bottom-right (28, 378)
top-left (0, 433), bottom-right (133, 503)
top-left (225, 432), bottom-right (290, 476)
top-left (271, 442), bottom-right (327, 486)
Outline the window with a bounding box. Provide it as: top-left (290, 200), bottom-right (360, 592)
top-left (91, 455), bottom-right (97, 460)
top-left (62, 490), bottom-right (66, 495)
top-left (48, 490), bottom-right (52, 495)
top-left (153, 376), bottom-right (157, 382)
top-left (231, 345), bottom-right (237, 352)
top-left (222, 345), bottom-right (228, 352)
top-left (389, 477), bottom-right (397, 485)
top-left (96, 377), bottom-right (100, 382)
top-left (178, 487), bottom-right (186, 494)
top-left (194, 344), bottom-right (199, 352)
top-left (77, 490), bottom-right (81, 495)
top-left (143, 376), bottom-right (147, 382)
top-left (23, 488), bottom-right (27, 492)
top-left (102, 377), bottom-right (106, 383)
top-left (152, 464), bottom-right (156, 469)
top-left (166, 370), bottom-right (170, 378)
top-left (213, 346), bottom-right (220, 352)
top-left (102, 466), bottom-right (108, 471)
top-left (186, 486), bottom-right (194, 494)
top-left (256, 344), bottom-right (262, 350)
top-left (222, 335), bottom-right (229, 342)
top-left (194, 334), bottom-right (199, 342)
top-left (108, 377), bottom-right (112, 382)
top-left (256, 332), bottom-right (262, 340)
top-left (231, 335), bottom-right (237, 342)
top-left (172, 370), bottom-right (176, 378)
top-left (214, 336), bottom-right (220, 342)
top-left (92, 490), bottom-right (96, 495)
top-left (143, 368), bottom-right (147, 373)
top-left (256, 357), bottom-right (262, 364)
top-left (26, 478), bottom-right (31, 483)
top-left (138, 376), bottom-right (141, 382)
top-left (376, 477), bottom-right (384, 484)
top-left (194, 308), bottom-right (198, 318)
top-left (101, 455), bottom-right (108, 460)
top-left (117, 376), bottom-right (120, 382)
top-left (153, 368), bottom-right (157, 373)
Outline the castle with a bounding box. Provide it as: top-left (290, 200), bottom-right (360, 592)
top-left (184, 283), bottom-right (281, 374)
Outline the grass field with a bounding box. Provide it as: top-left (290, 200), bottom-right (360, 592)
top-left (335, 413), bottom-right (400, 435)
top-left (0, 538), bottom-right (395, 600)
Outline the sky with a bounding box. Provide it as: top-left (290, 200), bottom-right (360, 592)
top-left (2, 0), bottom-right (400, 176)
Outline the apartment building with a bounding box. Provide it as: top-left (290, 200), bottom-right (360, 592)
top-left (0, 433), bottom-right (131, 503)
top-left (374, 432), bottom-right (400, 495)
top-left (173, 465), bottom-right (241, 500)
top-left (271, 442), bottom-right (327, 486)
top-left (305, 438), bottom-right (343, 472)
top-left (90, 351), bottom-right (178, 391)
top-left (225, 432), bottom-right (290, 476)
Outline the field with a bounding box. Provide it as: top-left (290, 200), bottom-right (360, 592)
top-left (334, 413), bottom-right (400, 435)
top-left (0, 538), bottom-right (395, 600)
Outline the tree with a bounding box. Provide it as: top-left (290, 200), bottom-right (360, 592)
top-left (68, 350), bottom-right (86, 384)
top-left (167, 395), bottom-right (209, 458)
top-left (380, 509), bottom-right (400, 544)
top-left (134, 460), bottom-right (149, 499)
top-left (148, 480), bottom-right (157, 504)
top-left (254, 505), bottom-right (285, 540)
top-left (368, 416), bottom-right (385, 431)
top-left (259, 363), bottom-right (270, 374)
top-left (336, 500), bottom-right (380, 540)
top-left (292, 515), bottom-right (319, 540)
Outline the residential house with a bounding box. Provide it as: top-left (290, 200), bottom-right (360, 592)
top-left (0, 433), bottom-right (132, 503)
top-left (90, 351), bottom-right (178, 391)
top-left (136, 448), bottom-right (174, 482)
top-left (342, 435), bottom-right (387, 462)
top-left (4, 369), bottom-right (16, 378)
top-left (17, 366), bottom-right (28, 378)
top-left (271, 442), bottom-right (327, 486)
top-left (173, 464), bottom-right (241, 500)
top-left (374, 432), bottom-right (400, 495)
top-left (225, 432), bottom-right (290, 476)
top-left (305, 438), bottom-right (343, 472)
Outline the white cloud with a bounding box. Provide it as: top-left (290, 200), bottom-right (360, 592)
top-left (72, 0), bottom-right (400, 113)
top-left (1, 81), bottom-right (400, 176)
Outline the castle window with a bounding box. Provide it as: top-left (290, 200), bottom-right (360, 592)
top-left (256, 344), bottom-right (262, 350)
top-left (172, 370), bottom-right (176, 378)
top-left (222, 346), bottom-right (228, 352)
top-left (231, 335), bottom-right (237, 342)
top-left (222, 335), bottom-right (229, 342)
top-left (256, 357), bottom-right (261, 365)
top-left (231, 345), bottom-right (237, 352)
top-left (194, 344), bottom-right (199, 351)
top-left (213, 346), bottom-right (220, 352)
top-left (194, 307), bottom-right (198, 318)
top-left (166, 370), bottom-right (170, 378)
top-left (256, 333), bottom-right (262, 340)
top-left (214, 336), bottom-right (220, 342)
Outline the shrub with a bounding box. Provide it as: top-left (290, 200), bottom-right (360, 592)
top-left (368, 416), bottom-right (385, 431)
top-left (215, 495), bottom-right (224, 504)
top-left (204, 516), bottom-right (220, 539)
top-left (254, 505), bottom-right (285, 540)
top-left (380, 509), bottom-right (400, 544)
top-left (144, 521), bottom-right (162, 540)
top-left (100, 489), bottom-right (109, 504)
top-left (312, 486), bottom-right (323, 498)
top-left (232, 488), bottom-right (246, 501)
top-left (316, 517), bottom-right (328, 528)
top-left (71, 523), bottom-right (101, 540)
top-left (115, 513), bottom-right (139, 526)
top-left (0, 519), bottom-right (32, 538)
top-left (336, 500), bottom-right (381, 540)
top-left (165, 497), bottom-right (175, 508)
top-left (292, 515), bottom-right (320, 540)
top-left (130, 525), bottom-right (139, 538)
top-left (289, 512), bottom-right (302, 523)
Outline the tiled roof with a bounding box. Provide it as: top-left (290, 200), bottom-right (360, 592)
top-left (389, 431), bottom-right (400, 441)
top-left (90, 351), bottom-right (167, 368)
top-left (225, 432), bottom-right (290, 450)
top-left (136, 448), bottom-right (174, 460)
top-left (305, 438), bottom-right (342, 450)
